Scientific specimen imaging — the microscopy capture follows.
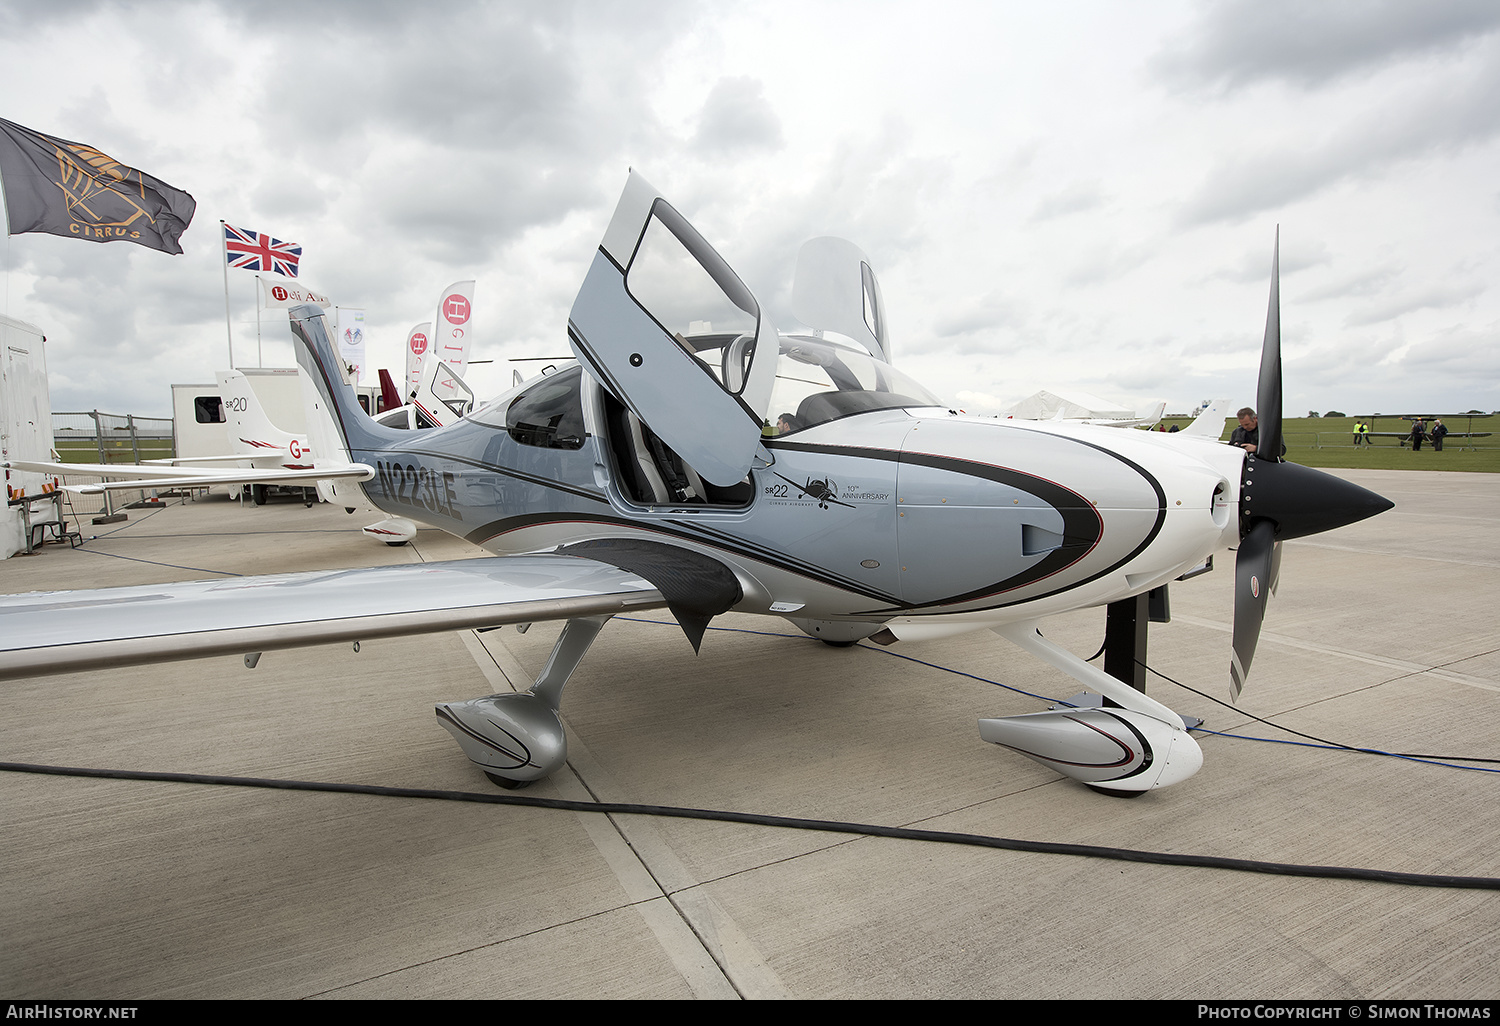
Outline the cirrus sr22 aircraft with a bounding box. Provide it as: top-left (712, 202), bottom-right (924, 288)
top-left (0, 173), bottom-right (1393, 795)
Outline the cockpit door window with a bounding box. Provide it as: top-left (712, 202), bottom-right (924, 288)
top-left (568, 172), bottom-right (777, 488)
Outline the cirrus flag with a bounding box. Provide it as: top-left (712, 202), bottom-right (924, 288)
top-left (0, 117), bottom-right (196, 254)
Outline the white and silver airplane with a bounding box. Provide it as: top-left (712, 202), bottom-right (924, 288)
top-left (0, 173), bottom-right (1393, 795)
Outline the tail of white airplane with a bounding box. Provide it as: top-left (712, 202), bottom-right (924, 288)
top-left (215, 370), bottom-right (310, 469)
top-left (1179, 398), bottom-right (1230, 438)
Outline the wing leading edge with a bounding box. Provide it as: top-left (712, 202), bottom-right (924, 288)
top-left (0, 555), bottom-right (667, 681)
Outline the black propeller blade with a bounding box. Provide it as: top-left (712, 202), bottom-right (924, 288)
top-left (1231, 519), bottom-right (1277, 698)
top-left (1255, 229), bottom-right (1284, 464)
top-left (1230, 230), bottom-right (1393, 698)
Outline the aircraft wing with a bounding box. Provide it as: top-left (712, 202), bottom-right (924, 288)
top-left (0, 555), bottom-right (667, 681)
top-left (1, 458), bottom-right (374, 495)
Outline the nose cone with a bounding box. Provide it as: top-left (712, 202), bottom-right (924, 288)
top-left (1240, 460), bottom-right (1394, 541)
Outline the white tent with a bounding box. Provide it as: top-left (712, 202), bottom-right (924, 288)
top-left (1004, 389), bottom-right (1135, 422)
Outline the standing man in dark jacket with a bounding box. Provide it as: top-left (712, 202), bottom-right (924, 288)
top-left (1230, 408), bottom-right (1260, 451)
top-left (1229, 407), bottom-right (1287, 456)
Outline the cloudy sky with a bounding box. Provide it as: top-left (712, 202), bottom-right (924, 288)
top-left (2, 0), bottom-right (1498, 420)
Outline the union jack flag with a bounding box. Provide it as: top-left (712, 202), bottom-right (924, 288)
top-left (222, 222), bottom-right (301, 277)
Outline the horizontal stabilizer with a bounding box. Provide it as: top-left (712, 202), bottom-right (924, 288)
top-left (3, 458), bottom-right (374, 494)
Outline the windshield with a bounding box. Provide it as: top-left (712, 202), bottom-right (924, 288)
top-left (767, 336), bottom-right (942, 435)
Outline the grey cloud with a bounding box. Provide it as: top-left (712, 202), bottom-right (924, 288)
top-left (251, 178), bottom-right (330, 221)
top-left (0, 0), bottom-right (107, 32)
top-left (1177, 52), bottom-right (1500, 225)
top-left (1391, 320), bottom-right (1500, 377)
top-left (1343, 280), bottom-right (1485, 326)
top-left (362, 154), bottom-right (600, 264)
top-left (1061, 239), bottom-right (1153, 287)
top-left (711, 119), bottom-right (953, 332)
top-left (1153, 0), bottom-right (1500, 92)
top-left (931, 293), bottom-right (1021, 340)
top-left (1286, 333), bottom-right (1401, 385)
top-left (1295, 260), bottom-right (1402, 303)
top-left (691, 77), bottom-right (784, 154)
top-left (249, 2), bottom-right (691, 150)
top-left (1207, 238), bottom-right (1332, 284)
top-left (1029, 182), bottom-right (1106, 223)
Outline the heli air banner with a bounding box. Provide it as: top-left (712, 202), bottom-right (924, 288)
top-left (405, 321), bottom-right (431, 395)
top-left (433, 281), bottom-right (475, 379)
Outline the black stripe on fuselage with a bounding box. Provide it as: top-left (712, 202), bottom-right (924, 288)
top-left (460, 426), bottom-right (1166, 617)
top-left (461, 511), bottom-right (904, 606)
top-left (769, 435), bottom-right (1166, 614)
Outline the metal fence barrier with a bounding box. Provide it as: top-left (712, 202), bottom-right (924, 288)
top-left (51, 411), bottom-right (177, 518)
top-left (1314, 431), bottom-right (1492, 452)
top-left (53, 410), bottom-right (173, 464)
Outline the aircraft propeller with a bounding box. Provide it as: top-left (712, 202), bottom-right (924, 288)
top-left (1229, 231), bottom-right (1393, 698)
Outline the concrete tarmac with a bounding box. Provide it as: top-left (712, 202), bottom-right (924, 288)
top-left (1, 470), bottom-right (1496, 999)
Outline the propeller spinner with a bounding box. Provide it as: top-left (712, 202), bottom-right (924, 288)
top-left (1229, 231), bottom-right (1394, 698)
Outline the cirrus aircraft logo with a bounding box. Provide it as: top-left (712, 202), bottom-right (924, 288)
top-left (52, 142), bottom-right (155, 237)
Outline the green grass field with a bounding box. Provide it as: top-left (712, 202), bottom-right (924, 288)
top-left (54, 438), bottom-right (174, 464)
top-left (1154, 414), bottom-right (1500, 472)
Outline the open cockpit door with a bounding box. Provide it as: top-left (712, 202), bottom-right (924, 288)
top-left (412, 355), bottom-right (474, 427)
top-left (790, 236), bottom-right (891, 364)
top-left (567, 172), bottom-right (777, 487)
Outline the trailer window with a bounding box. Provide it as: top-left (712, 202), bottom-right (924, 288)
top-left (194, 396), bottom-right (225, 423)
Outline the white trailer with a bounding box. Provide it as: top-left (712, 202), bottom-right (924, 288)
top-left (1, 315), bottom-right (60, 558)
top-left (170, 368), bottom-right (376, 500)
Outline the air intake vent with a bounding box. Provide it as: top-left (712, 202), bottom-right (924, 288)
top-left (1022, 523), bottom-right (1064, 556)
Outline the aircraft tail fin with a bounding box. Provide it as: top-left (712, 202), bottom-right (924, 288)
top-left (378, 368), bottom-right (402, 413)
top-left (1180, 398), bottom-right (1230, 438)
top-left (289, 305), bottom-right (399, 456)
top-left (215, 371), bottom-right (302, 466)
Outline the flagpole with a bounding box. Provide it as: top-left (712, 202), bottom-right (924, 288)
top-left (255, 275), bottom-right (263, 367)
top-left (219, 219), bottom-right (233, 368)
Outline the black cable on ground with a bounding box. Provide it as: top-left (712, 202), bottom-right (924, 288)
top-left (621, 616), bottom-right (1500, 770)
top-left (69, 546), bottom-right (245, 577)
top-left (4, 760), bottom-right (1496, 892)
top-left (1139, 659), bottom-right (1500, 766)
